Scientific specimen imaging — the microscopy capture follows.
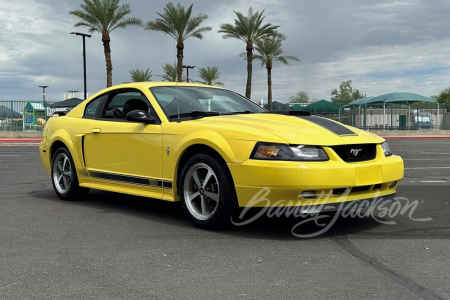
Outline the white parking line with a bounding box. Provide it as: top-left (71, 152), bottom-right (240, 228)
top-left (0, 155), bottom-right (21, 157)
top-left (409, 181), bottom-right (448, 183)
top-left (420, 181), bottom-right (448, 183)
top-left (403, 159), bottom-right (450, 161)
top-left (404, 167), bottom-right (450, 169)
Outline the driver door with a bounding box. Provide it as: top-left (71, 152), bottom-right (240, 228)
top-left (83, 89), bottom-right (164, 195)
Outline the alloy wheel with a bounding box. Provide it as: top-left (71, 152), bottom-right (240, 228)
top-left (183, 162), bottom-right (220, 221)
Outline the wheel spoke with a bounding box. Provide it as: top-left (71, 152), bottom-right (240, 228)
top-left (62, 175), bottom-right (69, 190)
top-left (63, 156), bottom-right (70, 172)
top-left (57, 174), bottom-right (64, 186)
top-left (202, 169), bottom-right (214, 188)
top-left (188, 191), bottom-right (200, 202)
top-left (57, 161), bottom-right (63, 173)
top-left (204, 191), bottom-right (219, 203)
top-left (200, 195), bottom-right (207, 215)
top-left (192, 170), bottom-right (202, 188)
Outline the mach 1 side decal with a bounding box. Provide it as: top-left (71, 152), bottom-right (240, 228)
top-left (89, 170), bottom-right (173, 190)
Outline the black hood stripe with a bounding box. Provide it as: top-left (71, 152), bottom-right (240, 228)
top-left (299, 115), bottom-right (357, 136)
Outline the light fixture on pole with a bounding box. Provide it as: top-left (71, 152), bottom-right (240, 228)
top-left (39, 85), bottom-right (48, 119)
top-left (182, 65), bottom-right (196, 83)
top-left (71, 32), bottom-right (91, 100)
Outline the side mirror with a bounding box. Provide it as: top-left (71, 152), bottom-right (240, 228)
top-left (125, 110), bottom-right (156, 124)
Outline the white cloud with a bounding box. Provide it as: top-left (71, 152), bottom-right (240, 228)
top-left (0, 0), bottom-right (450, 102)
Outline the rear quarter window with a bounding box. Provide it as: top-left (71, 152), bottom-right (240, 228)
top-left (84, 97), bottom-right (103, 118)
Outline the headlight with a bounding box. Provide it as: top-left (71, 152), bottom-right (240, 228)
top-left (250, 142), bottom-right (328, 161)
top-left (381, 142), bottom-right (392, 157)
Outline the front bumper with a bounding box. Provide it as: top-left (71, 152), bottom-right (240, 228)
top-left (228, 154), bottom-right (404, 208)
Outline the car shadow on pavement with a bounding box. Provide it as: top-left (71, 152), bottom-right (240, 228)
top-left (30, 189), bottom-right (190, 227)
top-left (222, 211), bottom-right (386, 240)
top-left (31, 189), bottom-right (399, 240)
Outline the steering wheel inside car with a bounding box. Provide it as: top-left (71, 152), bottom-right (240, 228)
top-left (113, 108), bottom-right (125, 119)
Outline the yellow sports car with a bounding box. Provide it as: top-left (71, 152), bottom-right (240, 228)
top-left (39, 82), bottom-right (403, 229)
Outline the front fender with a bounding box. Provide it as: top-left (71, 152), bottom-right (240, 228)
top-left (175, 130), bottom-right (236, 163)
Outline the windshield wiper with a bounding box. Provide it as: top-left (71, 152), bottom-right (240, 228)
top-left (224, 111), bottom-right (255, 115)
top-left (168, 110), bottom-right (221, 119)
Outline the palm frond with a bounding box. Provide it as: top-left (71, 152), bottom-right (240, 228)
top-left (157, 63), bottom-right (178, 82)
top-left (70, 0), bottom-right (143, 36)
top-left (129, 68), bottom-right (152, 82)
top-left (145, 2), bottom-right (211, 43)
top-left (196, 66), bottom-right (224, 86)
top-left (253, 34), bottom-right (300, 68)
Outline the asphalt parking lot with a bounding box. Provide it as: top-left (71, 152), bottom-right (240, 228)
top-left (0, 139), bottom-right (449, 300)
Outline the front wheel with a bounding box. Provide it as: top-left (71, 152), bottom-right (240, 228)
top-left (180, 154), bottom-right (237, 230)
top-left (51, 147), bottom-right (89, 200)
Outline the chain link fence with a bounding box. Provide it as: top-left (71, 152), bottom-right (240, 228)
top-left (1, 99), bottom-right (450, 131)
top-left (0, 100), bottom-right (79, 132)
top-left (330, 103), bottom-right (450, 130)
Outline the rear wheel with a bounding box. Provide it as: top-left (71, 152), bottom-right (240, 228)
top-left (180, 153), bottom-right (236, 229)
top-left (51, 147), bottom-right (89, 200)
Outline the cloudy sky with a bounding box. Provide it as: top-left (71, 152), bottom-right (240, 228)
top-left (1, 0), bottom-right (450, 103)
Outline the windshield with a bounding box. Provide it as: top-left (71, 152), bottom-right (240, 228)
top-left (150, 86), bottom-right (265, 120)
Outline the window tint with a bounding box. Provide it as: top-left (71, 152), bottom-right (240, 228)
top-left (100, 90), bottom-right (157, 122)
top-left (84, 96), bottom-right (103, 118)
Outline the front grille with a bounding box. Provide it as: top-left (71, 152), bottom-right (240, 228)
top-left (333, 188), bottom-right (348, 196)
top-left (331, 144), bottom-right (377, 162)
top-left (373, 184), bottom-right (382, 190)
top-left (351, 185), bottom-right (371, 193)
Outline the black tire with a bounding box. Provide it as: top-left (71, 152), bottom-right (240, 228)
top-left (51, 147), bottom-right (89, 200)
top-left (179, 153), bottom-right (237, 230)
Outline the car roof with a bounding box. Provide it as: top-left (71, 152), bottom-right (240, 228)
top-left (114, 81), bottom-right (224, 90)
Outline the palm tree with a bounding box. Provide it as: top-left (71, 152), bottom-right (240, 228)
top-left (145, 2), bottom-right (211, 82)
top-left (158, 63), bottom-right (178, 81)
top-left (253, 35), bottom-right (300, 110)
top-left (70, 0), bottom-right (142, 87)
top-left (129, 68), bottom-right (152, 82)
top-left (195, 66), bottom-right (224, 86)
top-left (219, 8), bottom-right (279, 99)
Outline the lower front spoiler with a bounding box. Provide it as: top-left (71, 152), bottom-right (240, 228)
top-left (236, 193), bottom-right (399, 216)
top-left (301, 193), bottom-right (398, 214)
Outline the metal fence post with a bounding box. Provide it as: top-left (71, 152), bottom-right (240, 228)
top-left (444, 104), bottom-right (446, 130)
top-left (10, 100), bottom-right (13, 131)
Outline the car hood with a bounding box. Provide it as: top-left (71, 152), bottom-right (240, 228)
top-left (184, 113), bottom-right (384, 145)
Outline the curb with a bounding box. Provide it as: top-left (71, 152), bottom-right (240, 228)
top-left (383, 136), bottom-right (450, 139)
top-left (0, 139), bottom-right (42, 143)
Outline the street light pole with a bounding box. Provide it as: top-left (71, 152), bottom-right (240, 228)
top-left (182, 65), bottom-right (196, 83)
top-left (39, 85), bottom-right (48, 119)
top-left (71, 32), bottom-right (91, 100)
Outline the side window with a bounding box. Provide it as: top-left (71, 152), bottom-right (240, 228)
top-left (84, 96), bottom-right (103, 118)
top-left (100, 90), bottom-right (158, 123)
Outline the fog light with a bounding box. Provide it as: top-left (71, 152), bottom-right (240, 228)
top-left (389, 181), bottom-right (397, 188)
top-left (301, 191), bottom-right (316, 198)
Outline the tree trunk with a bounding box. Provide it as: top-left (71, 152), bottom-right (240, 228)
top-left (245, 44), bottom-right (253, 99)
top-left (267, 65), bottom-right (272, 111)
top-left (102, 34), bottom-right (112, 87)
top-left (177, 42), bottom-right (184, 82)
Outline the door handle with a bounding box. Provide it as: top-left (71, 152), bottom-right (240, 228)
top-left (91, 128), bottom-right (101, 133)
